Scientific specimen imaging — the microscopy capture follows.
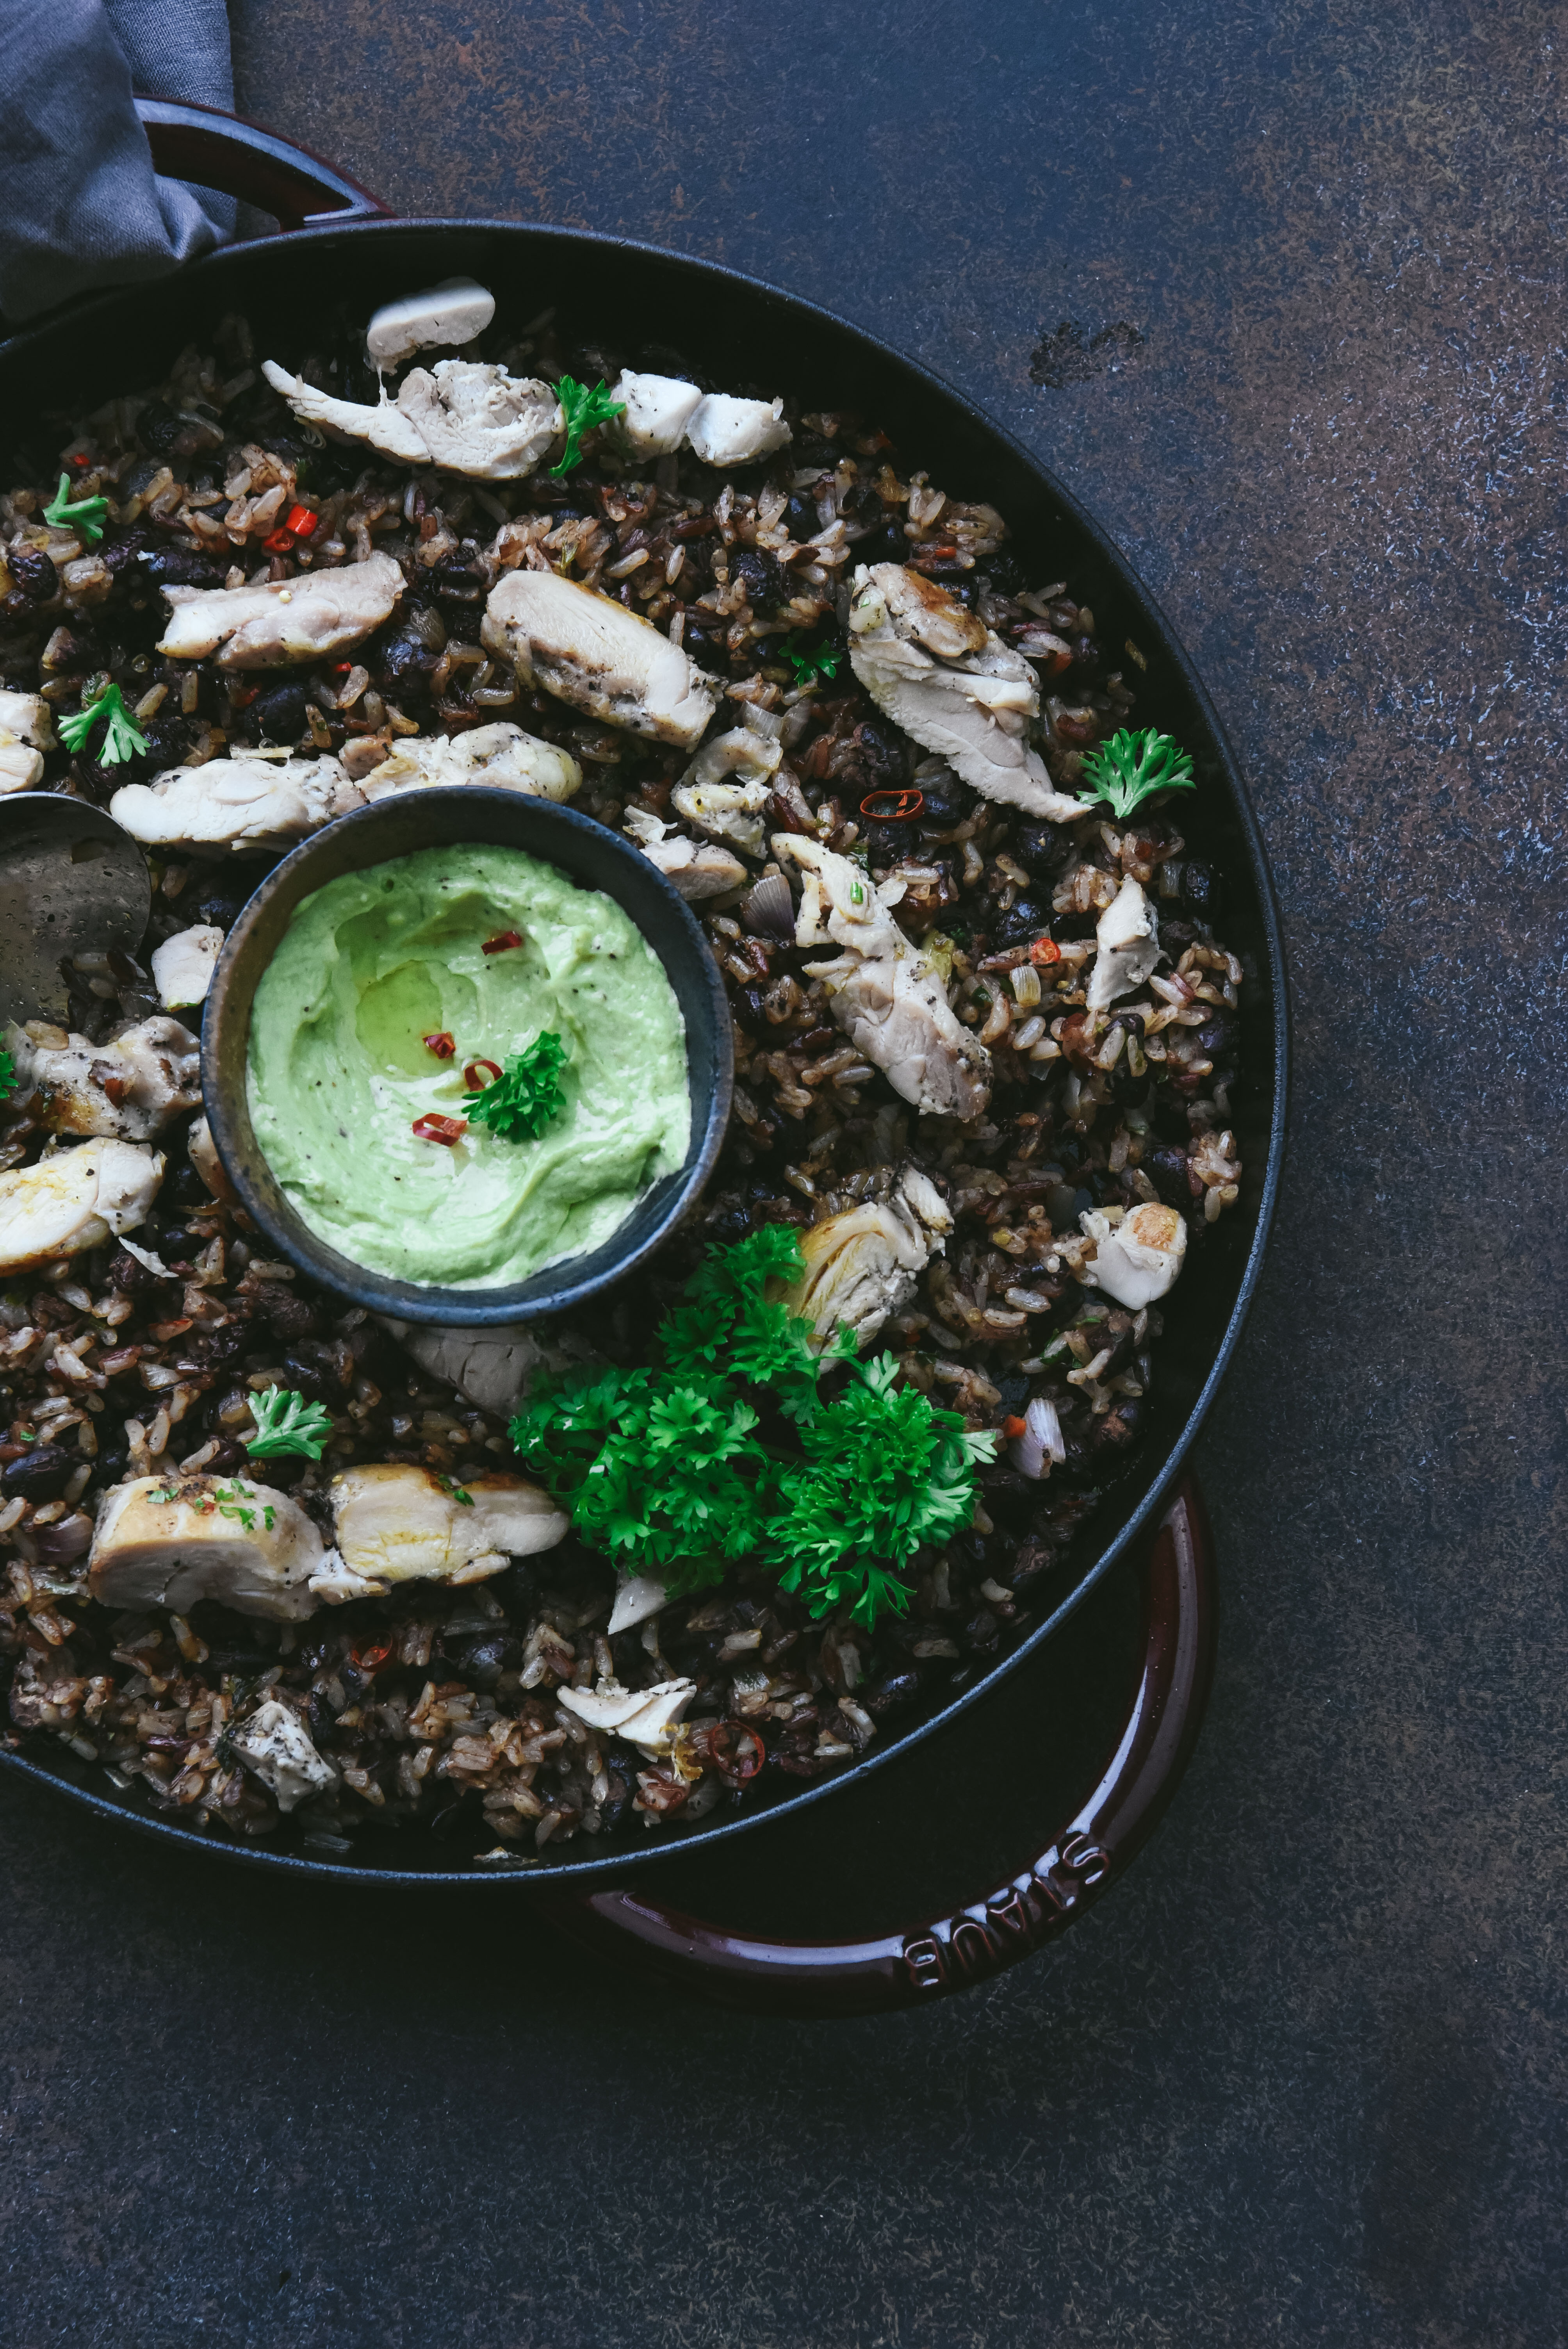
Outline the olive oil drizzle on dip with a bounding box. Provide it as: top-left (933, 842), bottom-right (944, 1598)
top-left (246, 844), bottom-right (690, 1288)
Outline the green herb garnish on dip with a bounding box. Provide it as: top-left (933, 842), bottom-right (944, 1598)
top-left (245, 843), bottom-right (689, 1288)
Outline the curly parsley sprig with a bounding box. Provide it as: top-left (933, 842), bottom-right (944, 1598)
top-left (43, 469), bottom-right (110, 545)
top-left (463, 1033), bottom-right (568, 1142)
top-left (0, 1047), bottom-right (14, 1107)
top-left (1076, 725), bottom-right (1196, 819)
top-left (779, 634), bottom-right (841, 687)
top-left (58, 682), bottom-right (148, 768)
top-left (510, 1226), bottom-right (997, 1628)
top-left (242, 1385), bottom-right (335, 1461)
top-left (549, 376), bottom-right (625, 477)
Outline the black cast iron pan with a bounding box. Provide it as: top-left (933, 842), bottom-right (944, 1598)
top-left (0, 101), bottom-right (1288, 1893)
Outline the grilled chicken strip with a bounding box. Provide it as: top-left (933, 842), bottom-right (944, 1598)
top-left (317, 1465), bottom-right (568, 1600)
top-left (365, 277), bottom-right (495, 367)
top-left (229, 1700), bottom-right (337, 1811)
top-left (481, 570), bottom-right (719, 750)
top-left (0, 1139), bottom-right (162, 1273)
top-left (777, 1164), bottom-right (954, 1351)
top-left (89, 1474), bottom-right (325, 1621)
top-left (262, 357), bottom-right (559, 479)
top-left (156, 549), bottom-right (404, 669)
top-left (773, 834), bottom-right (992, 1120)
top-left (1081, 1201), bottom-right (1188, 1309)
top-left (609, 370), bottom-right (706, 458)
top-left (1085, 875), bottom-right (1161, 1011)
top-left (0, 688), bottom-right (52, 791)
top-left (848, 563), bottom-right (1084, 821)
top-left (684, 394), bottom-right (792, 466)
top-left (150, 925), bottom-right (224, 1011)
top-left (5, 1014), bottom-right (200, 1141)
top-left (621, 811), bottom-right (749, 900)
top-left (672, 726), bottom-right (783, 856)
top-left (357, 721), bottom-right (582, 804)
top-left (110, 752), bottom-right (363, 854)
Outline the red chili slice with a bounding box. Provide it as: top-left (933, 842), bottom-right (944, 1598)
top-left (463, 1058), bottom-right (502, 1092)
top-left (284, 503), bottom-right (318, 538)
top-left (481, 930), bottom-right (524, 955)
top-left (1028, 936), bottom-right (1062, 968)
top-left (411, 1114), bottom-right (467, 1145)
top-left (353, 1640), bottom-right (393, 1671)
top-left (262, 528), bottom-right (295, 554)
top-left (709, 1720), bottom-right (766, 1786)
top-left (422, 1030), bottom-right (455, 1058)
top-left (859, 788), bottom-right (925, 822)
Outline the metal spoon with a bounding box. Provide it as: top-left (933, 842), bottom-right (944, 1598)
top-left (0, 794), bottom-right (152, 1027)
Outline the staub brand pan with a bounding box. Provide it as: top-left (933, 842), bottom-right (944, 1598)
top-left (0, 102), bottom-right (1287, 1910)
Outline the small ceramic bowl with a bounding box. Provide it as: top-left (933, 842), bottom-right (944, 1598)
top-left (201, 785), bottom-right (734, 1326)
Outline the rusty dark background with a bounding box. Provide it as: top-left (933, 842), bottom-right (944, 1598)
top-left (3, 2), bottom-right (1565, 2343)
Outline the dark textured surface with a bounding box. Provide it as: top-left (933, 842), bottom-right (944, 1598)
top-left (3, 4), bottom-right (1564, 2342)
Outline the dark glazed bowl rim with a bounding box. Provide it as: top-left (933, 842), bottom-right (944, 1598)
top-left (0, 215), bottom-right (1289, 1891)
top-left (200, 784), bottom-right (734, 1324)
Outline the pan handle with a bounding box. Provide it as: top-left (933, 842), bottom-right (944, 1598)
top-left (135, 96), bottom-right (393, 233)
top-left (540, 1479), bottom-right (1218, 2016)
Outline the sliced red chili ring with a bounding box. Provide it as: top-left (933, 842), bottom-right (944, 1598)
top-left (1028, 936), bottom-right (1062, 967)
top-left (262, 528), bottom-right (295, 554)
top-left (353, 1640), bottom-right (393, 1670)
top-left (463, 1058), bottom-right (502, 1092)
top-left (284, 503), bottom-right (318, 538)
top-left (481, 929), bottom-right (524, 954)
top-left (859, 788), bottom-right (925, 822)
top-left (709, 1719), bottom-right (766, 1786)
top-left (411, 1114), bottom-right (467, 1145)
top-left (422, 1030), bottom-right (455, 1058)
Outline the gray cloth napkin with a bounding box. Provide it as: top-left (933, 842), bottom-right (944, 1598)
top-left (0, 0), bottom-right (235, 325)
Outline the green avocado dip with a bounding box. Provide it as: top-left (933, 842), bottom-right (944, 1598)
top-left (246, 843), bottom-right (690, 1289)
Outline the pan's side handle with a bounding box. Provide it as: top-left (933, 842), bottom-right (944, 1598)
top-left (135, 96), bottom-right (393, 233)
top-left (540, 1481), bottom-right (1218, 2018)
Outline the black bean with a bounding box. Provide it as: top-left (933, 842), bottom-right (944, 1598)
top-left (257, 1288), bottom-right (318, 1342)
top-left (910, 769), bottom-right (971, 828)
top-left (962, 1610), bottom-right (1000, 1652)
top-left (109, 1248), bottom-right (159, 1295)
top-left (981, 552), bottom-right (1026, 596)
top-left (138, 546), bottom-right (223, 590)
top-left (1111, 1064), bottom-right (1151, 1107)
top-left (1014, 822), bottom-right (1078, 879)
top-left (2, 1444), bottom-right (75, 1500)
top-left (996, 1373), bottom-right (1030, 1412)
top-left (1196, 1014), bottom-right (1238, 1058)
top-left (993, 894), bottom-right (1054, 947)
top-left (860, 1666), bottom-right (921, 1717)
top-left (785, 494), bottom-right (819, 538)
top-left (9, 546), bottom-right (59, 601)
top-left (730, 546), bottom-right (785, 610)
top-left (195, 892), bottom-right (246, 931)
top-left (1145, 1145), bottom-right (1195, 1206)
top-left (1092, 1397), bottom-right (1145, 1453)
top-left (1181, 859), bottom-right (1222, 920)
top-left (135, 402), bottom-right (185, 459)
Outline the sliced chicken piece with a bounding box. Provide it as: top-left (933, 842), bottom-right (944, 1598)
top-left (262, 358), bottom-right (559, 480)
top-left (773, 834), bottom-right (991, 1119)
top-left (777, 1165), bottom-right (953, 1351)
top-left (557, 1677), bottom-right (697, 1759)
top-left (365, 277), bottom-right (495, 367)
top-left (187, 1114), bottom-right (238, 1205)
top-left (610, 370), bottom-right (706, 458)
top-left (848, 564), bottom-right (1084, 821)
top-left (358, 721), bottom-right (581, 805)
top-left (260, 360), bottom-right (430, 461)
top-left (88, 1474), bottom-right (324, 1621)
top-left (672, 726), bottom-right (782, 856)
top-left (230, 1698), bottom-right (337, 1811)
top-left (608, 1574), bottom-right (670, 1636)
top-left (156, 549), bottom-right (405, 669)
top-left (482, 570), bottom-right (719, 750)
top-left (622, 811), bottom-right (748, 900)
top-left (1080, 1201), bottom-right (1188, 1310)
top-left (397, 360), bottom-right (561, 479)
top-left (318, 1464), bottom-right (568, 1600)
top-left (375, 1317), bottom-right (552, 1417)
top-left (1086, 875), bottom-right (1161, 1011)
top-left (5, 1014), bottom-right (200, 1141)
top-left (0, 688), bottom-right (52, 792)
top-left (684, 394), bottom-right (791, 466)
top-left (150, 925), bottom-right (224, 1011)
top-left (0, 1139), bottom-right (162, 1273)
top-left (110, 752), bottom-right (363, 854)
